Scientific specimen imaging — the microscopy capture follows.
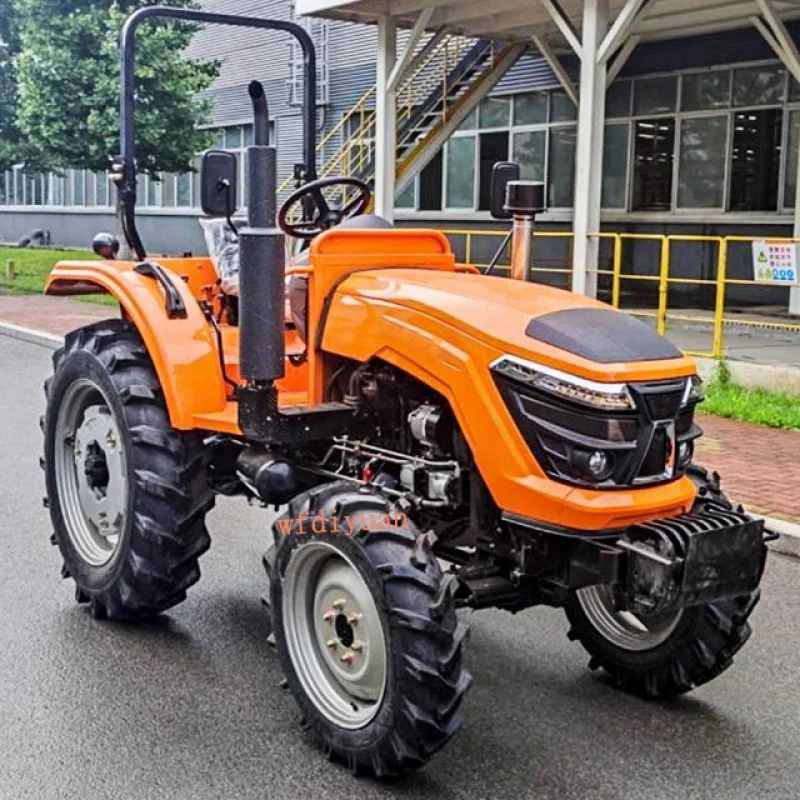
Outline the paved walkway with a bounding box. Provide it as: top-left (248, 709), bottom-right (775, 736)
top-left (1, 291), bottom-right (798, 523)
top-left (0, 293), bottom-right (111, 336)
top-left (696, 415), bottom-right (800, 524)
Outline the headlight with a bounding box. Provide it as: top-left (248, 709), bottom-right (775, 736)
top-left (682, 375), bottom-right (704, 406)
top-left (490, 355), bottom-right (636, 412)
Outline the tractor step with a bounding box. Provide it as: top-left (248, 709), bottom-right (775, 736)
top-left (238, 386), bottom-right (369, 445)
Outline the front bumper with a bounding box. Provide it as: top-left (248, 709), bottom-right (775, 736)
top-left (505, 504), bottom-right (771, 614)
top-left (619, 506), bottom-right (769, 614)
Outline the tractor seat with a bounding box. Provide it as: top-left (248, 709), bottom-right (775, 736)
top-left (288, 214), bottom-right (394, 343)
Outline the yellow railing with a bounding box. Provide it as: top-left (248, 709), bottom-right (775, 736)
top-left (440, 228), bottom-right (800, 360)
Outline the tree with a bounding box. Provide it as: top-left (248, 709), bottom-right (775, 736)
top-left (0, 3), bottom-right (21, 174)
top-left (15, 0), bottom-right (219, 177)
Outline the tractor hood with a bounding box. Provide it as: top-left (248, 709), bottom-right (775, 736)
top-left (333, 269), bottom-right (696, 383)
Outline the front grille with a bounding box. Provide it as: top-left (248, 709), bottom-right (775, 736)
top-left (494, 374), bottom-right (701, 490)
top-left (639, 427), bottom-right (668, 479)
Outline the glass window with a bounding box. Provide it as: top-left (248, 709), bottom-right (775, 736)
top-left (513, 131), bottom-right (546, 181)
top-left (479, 96), bottom-right (511, 129)
top-left (446, 136), bottom-right (476, 208)
top-left (49, 174), bottom-right (64, 206)
top-left (72, 170), bottom-right (85, 205)
top-left (209, 129), bottom-right (224, 148)
top-left (548, 127), bottom-right (576, 207)
top-left (791, 77), bottom-right (800, 103)
top-left (677, 116), bottom-right (728, 208)
top-left (243, 125), bottom-right (254, 146)
top-left (631, 118), bottom-right (675, 211)
top-left (15, 169), bottom-right (24, 205)
top-left (606, 81), bottom-right (632, 118)
top-left (94, 172), bottom-right (108, 206)
top-left (514, 92), bottom-right (547, 126)
top-left (176, 173), bottom-right (192, 207)
top-left (419, 149), bottom-right (443, 211)
top-left (681, 71), bottom-right (730, 111)
top-left (550, 90), bottom-right (577, 122)
top-left (602, 123), bottom-right (629, 208)
top-left (224, 126), bottom-right (242, 149)
top-left (733, 65), bottom-right (785, 106)
top-left (26, 176), bottom-right (41, 205)
top-left (395, 181), bottom-right (415, 209)
top-left (785, 109), bottom-right (800, 209)
top-left (458, 108), bottom-right (477, 131)
top-left (146, 176), bottom-right (162, 207)
top-left (729, 109), bottom-right (782, 211)
top-left (633, 76), bottom-right (677, 116)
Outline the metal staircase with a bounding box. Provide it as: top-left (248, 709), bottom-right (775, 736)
top-left (278, 34), bottom-right (526, 199)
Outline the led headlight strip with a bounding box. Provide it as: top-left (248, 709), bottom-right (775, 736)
top-left (490, 355), bottom-right (637, 412)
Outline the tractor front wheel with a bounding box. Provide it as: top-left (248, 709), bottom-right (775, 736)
top-left (564, 466), bottom-right (759, 698)
top-left (43, 320), bottom-right (213, 620)
top-left (269, 483), bottom-right (471, 777)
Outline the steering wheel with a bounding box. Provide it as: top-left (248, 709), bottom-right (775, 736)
top-left (278, 176), bottom-right (371, 241)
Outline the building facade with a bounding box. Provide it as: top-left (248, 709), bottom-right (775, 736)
top-left (0, 0), bottom-right (798, 306)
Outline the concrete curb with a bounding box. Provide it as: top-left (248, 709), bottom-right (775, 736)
top-left (695, 356), bottom-right (800, 396)
top-left (1, 316), bottom-right (799, 555)
top-left (0, 321), bottom-right (63, 350)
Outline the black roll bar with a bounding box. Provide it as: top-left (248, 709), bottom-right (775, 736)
top-left (119, 6), bottom-right (318, 259)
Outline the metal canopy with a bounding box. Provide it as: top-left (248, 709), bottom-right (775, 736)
top-left (295, 0), bottom-right (800, 49)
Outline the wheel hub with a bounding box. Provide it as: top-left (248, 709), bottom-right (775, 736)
top-left (282, 542), bottom-right (388, 730)
top-left (54, 380), bottom-right (128, 567)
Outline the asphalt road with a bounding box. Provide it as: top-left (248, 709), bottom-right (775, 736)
top-left (2, 334), bottom-right (800, 800)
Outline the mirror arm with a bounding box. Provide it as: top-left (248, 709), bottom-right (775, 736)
top-left (485, 230), bottom-right (513, 277)
top-left (221, 179), bottom-right (238, 235)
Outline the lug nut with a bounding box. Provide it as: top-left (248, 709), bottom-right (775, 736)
top-left (340, 652), bottom-right (354, 664)
top-left (323, 611), bottom-right (335, 622)
top-left (332, 598), bottom-right (346, 610)
top-left (326, 639), bottom-right (337, 649)
top-left (351, 640), bottom-right (364, 652)
top-left (347, 612), bottom-right (362, 626)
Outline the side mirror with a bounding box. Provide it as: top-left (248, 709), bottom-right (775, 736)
top-left (490, 162), bottom-right (521, 220)
top-left (201, 150), bottom-right (238, 217)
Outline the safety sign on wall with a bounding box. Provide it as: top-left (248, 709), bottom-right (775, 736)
top-left (751, 241), bottom-right (799, 284)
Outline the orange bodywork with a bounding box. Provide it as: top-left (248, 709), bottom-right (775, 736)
top-left (46, 226), bottom-right (698, 531)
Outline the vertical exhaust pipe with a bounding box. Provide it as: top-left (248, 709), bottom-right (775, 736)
top-left (238, 80), bottom-right (285, 384)
top-left (505, 181), bottom-right (546, 281)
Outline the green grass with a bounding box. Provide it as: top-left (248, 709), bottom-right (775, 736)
top-left (0, 245), bottom-right (116, 305)
top-left (0, 245), bottom-right (97, 293)
top-left (700, 360), bottom-right (800, 432)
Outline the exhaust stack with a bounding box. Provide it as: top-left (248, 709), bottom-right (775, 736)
top-left (238, 80), bottom-right (285, 384)
top-left (505, 181), bottom-right (546, 282)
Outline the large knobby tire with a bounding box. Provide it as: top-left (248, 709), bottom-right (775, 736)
top-left (43, 320), bottom-right (213, 620)
top-left (269, 482), bottom-right (471, 778)
top-left (564, 465), bottom-right (760, 699)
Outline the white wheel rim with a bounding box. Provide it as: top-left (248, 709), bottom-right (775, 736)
top-left (281, 541), bottom-right (387, 730)
top-left (53, 379), bottom-right (127, 567)
top-left (577, 584), bottom-right (683, 652)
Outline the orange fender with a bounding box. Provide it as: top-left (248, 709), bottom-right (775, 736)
top-left (46, 259), bottom-right (227, 430)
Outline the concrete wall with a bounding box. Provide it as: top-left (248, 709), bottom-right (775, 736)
top-left (0, 210), bottom-right (208, 256)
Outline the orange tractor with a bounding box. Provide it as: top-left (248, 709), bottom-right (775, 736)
top-left (43, 7), bottom-right (769, 778)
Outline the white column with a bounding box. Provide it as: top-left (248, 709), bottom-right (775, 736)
top-left (374, 15), bottom-right (397, 222)
top-left (572, 0), bottom-right (608, 298)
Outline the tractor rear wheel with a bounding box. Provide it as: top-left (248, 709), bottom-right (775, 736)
top-left (43, 320), bottom-right (213, 620)
top-left (269, 482), bottom-right (471, 777)
top-left (564, 466), bottom-right (760, 698)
